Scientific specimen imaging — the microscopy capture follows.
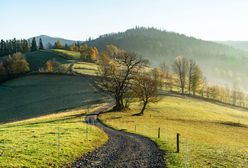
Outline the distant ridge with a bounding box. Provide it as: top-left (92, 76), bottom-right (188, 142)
top-left (28, 35), bottom-right (82, 48)
top-left (216, 41), bottom-right (248, 51)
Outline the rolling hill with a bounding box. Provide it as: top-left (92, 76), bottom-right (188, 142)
top-left (0, 74), bottom-right (110, 123)
top-left (25, 50), bottom-right (75, 71)
top-left (101, 94), bottom-right (248, 167)
top-left (87, 27), bottom-right (248, 90)
top-left (29, 28), bottom-right (248, 90)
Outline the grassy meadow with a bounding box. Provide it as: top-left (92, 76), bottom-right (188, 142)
top-left (72, 62), bottom-right (98, 76)
top-left (0, 104), bottom-right (108, 167)
top-left (0, 74), bottom-right (110, 123)
top-left (100, 95), bottom-right (248, 167)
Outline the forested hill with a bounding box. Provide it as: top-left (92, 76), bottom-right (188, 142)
top-left (88, 27), bottom-right (248, 90)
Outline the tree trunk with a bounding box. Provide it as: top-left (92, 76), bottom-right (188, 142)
top-left (138, 101), bottom-right (148, 115)
top-left (113, 95), bottom-right (124, 111)
top-left (181, 87), bottom-right (184, 94)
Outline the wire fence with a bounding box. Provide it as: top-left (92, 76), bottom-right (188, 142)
top-left (0, 117), bottom-right (99, 167)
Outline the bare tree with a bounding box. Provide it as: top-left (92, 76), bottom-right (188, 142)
top-left (97, 51), bottom-right (148, 111)
top-left (191, 65), bottom-right (203, 96)
top-left (159, 62), bottom-right (172, 90)
top-left (199, 77), bottom-right (207, 97)
top-left (188, 60), bottom-right (196, 95)
top-left (132, 69), bottom-right (161, 115)
top-left (172, 56), bottom-right (189, 94)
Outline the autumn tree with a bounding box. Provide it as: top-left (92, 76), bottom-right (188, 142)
top-left (89, 46), bottom-right (98, 62)
top-left (70, 43), bottom-right (79, 51)
top-left (199, 77), bottom-right (207, 97)
top-left (159, 62), bottom-right (171, 89)
top-left (133, 69), bottom-right (161, 115)
top-left (7, 52), bottom-right (30, 74)
top-left (53, 40), bottom-right (63, 49)
top-left (98, 51), bottom-right (148, 111)
top-left (188, 60), bottom-right (196, 94)
top-left (45, 59), bottom-right (65, 73)
top-left (80, 43), bottom-right (90, 61)
top-left (191, 65), bottom-right (203, 96)
top-left (172, 56), bottom-right (189, 94)
top-left (105, 44), bottom-right (120, 58)
top-left (80, 44), bottom-right (98, 62)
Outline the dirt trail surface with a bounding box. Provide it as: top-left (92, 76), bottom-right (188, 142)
top-left (72, 103), bottom-right (165, 168)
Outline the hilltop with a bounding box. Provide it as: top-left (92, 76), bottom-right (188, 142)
top-left (88, 27), bottom-right (248, 89)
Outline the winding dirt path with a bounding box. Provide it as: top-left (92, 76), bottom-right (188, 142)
top-left (72, 103), bottom-right (166, 168)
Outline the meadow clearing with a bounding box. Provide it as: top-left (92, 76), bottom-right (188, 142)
top-left (100, 95), bottom-right (248, 167)
top-left (0, 104), bottom-right (108, 167)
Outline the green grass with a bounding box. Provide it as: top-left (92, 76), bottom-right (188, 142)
top-left (25, 50), bottom-right (75, 71)
top-left (72, 62), bottom-right (98, 76)
top-left (100, 95), bottom-right (248, 168)
top-left (51, 49), bottom-right (81, 59)
top-left (0, 105), bottom-right (108, 167)
top-left (0, 74), bottom-right (110, 123)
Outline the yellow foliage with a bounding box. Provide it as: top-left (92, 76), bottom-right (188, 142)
top-left (8, 52), bottom-right (30, 74)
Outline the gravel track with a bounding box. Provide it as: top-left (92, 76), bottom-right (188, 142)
top-left (72, 103), bottom-right (166, 168)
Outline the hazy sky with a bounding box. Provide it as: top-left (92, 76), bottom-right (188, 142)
top-left (1, 0), bottom-right (248, 41)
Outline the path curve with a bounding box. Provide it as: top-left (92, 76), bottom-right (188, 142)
top-left (72, 103), bottom-right (166, 168)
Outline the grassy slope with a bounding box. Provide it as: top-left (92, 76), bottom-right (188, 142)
top-left (51, 49), bottom-right (98, 76)
top-left (72, 62), bottom-right (98, 76)
top-left (100, 95), bottom-right (248, 168)
top-left (51, 49), bottom-right (81, 59)
top-left (0, 50), bottom-right (109, 167)
top-left (25, 50), bottom-right (75, 71)
top-left (0, 74), bottom-right (110, 123)
top-left (25, 49), bottom-right (98, 76)
top-left (0, 105), bottom-right (108, 167)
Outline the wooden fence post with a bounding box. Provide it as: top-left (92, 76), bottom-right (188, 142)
top-left (158, 127), bottom-right (160, 138)
top-left (176, 133), bottom-right (180, 153)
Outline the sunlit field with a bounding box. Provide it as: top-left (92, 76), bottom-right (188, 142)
top-left (51, 49), bottom-right (81, 59)
top-left (0, 105), bottom-right (108, 167)
top-left (100, 95), bottom-right (248, 167)
top-left (72, 62), bottom-right (98, 76)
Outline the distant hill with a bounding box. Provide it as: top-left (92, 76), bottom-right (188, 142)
top-left (217, 41), bottom-right (248, 51)
top-left (28, 35), bottom-right (81, 48)
top-left (88, 27), bottom-right (248, 90)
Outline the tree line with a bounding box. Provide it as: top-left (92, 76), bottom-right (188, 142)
top-left (0, 38), bottom-right (45, 57)
top-left (97, 44), bottom-right (248, 114)
top-left (160, 56), bottom-right (248, 108)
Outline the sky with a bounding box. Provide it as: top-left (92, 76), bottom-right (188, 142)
top-left (1, 0), bottom-right (248, 41)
